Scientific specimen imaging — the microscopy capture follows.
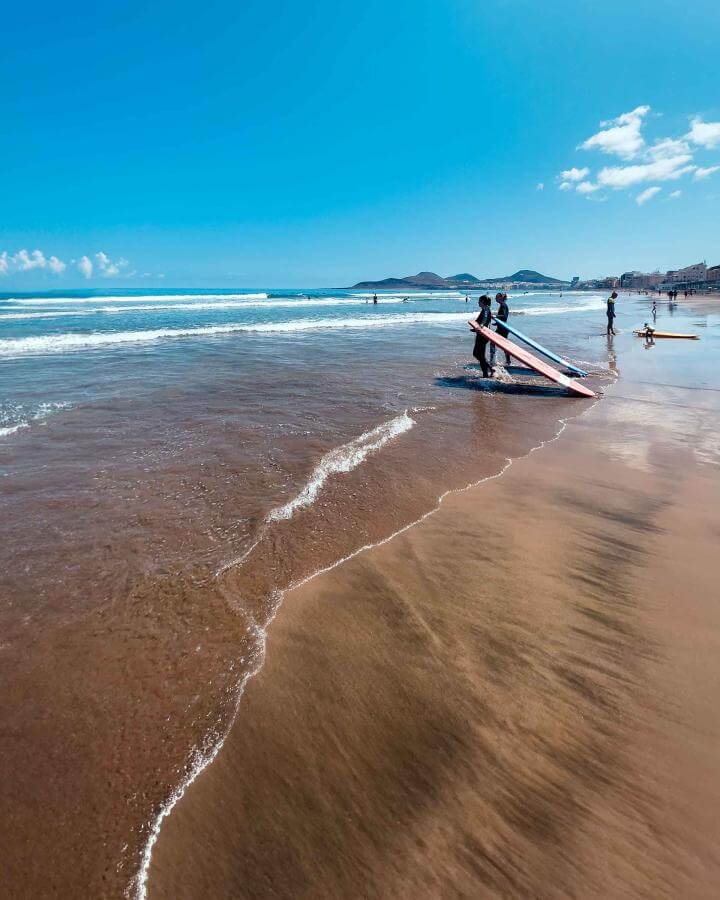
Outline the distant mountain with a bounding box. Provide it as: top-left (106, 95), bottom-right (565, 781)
top-left (351, 271), bottom-right (451, 290)
top-left (350, 268), bottom-right (568, 290)
top-left (483, 270), bottom-right (569, 286)
top-left (447, 273), bottom-right (481, 285)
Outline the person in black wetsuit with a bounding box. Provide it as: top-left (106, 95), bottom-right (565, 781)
top-left (606, 290), bottom-right (618, 335)
top-left (491, 292), bottom-right (512, 366)
top-left (472, 295), bottom-right (493, 377)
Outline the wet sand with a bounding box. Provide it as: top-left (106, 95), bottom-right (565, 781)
top-left (149, 368), bottom-right (720, 898)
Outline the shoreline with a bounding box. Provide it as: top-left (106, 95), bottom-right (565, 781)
top-left (135, 403), bottom-right (597, 898)
top-left (145, 314), bottom-right (720, 898)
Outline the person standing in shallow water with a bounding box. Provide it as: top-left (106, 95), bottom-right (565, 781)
top-left (471, 295), bottom-right (493, 377)
top-left (606, 290), bottom-right (618, 336)
top-left (490, 292), bottom-right (512, 367)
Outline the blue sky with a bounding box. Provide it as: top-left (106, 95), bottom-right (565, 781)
top-left (2, 0), bottom-right (719, 288)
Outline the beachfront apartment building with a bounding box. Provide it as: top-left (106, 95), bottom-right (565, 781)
top-left (619, 270), bottom-right (663, 289)
top-left (663, 262), bottom-right (707, 284)
top-left (707, 265), bottom-right (720, 283)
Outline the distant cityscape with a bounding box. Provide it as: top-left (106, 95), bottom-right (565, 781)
top-left (574, 261), bottom-right (720, 293)
top-left (351, 262), bottom-right (720, 293)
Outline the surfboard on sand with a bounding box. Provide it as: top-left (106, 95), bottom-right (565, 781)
top-left (633, 329), bottom-right (699, 339)
top-left (492, 316), bottom-right (588, 376)
top-left (469, 322), bottom-right (596, 398)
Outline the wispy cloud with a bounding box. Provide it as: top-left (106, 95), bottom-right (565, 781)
top-left (687, 117), bottom-right (720, 149)
top-left (694, 165), bottom-right (720, 180)
top-left (77, 255), bottom-right (94, 279)
top-left (556, 106), bottom-right (720, 202)
top-left (576, 181), bottom-right (600, 195)
top-left (579, 105), bottom-right (650, 160)
top-left (95, 251), bottom-right (129, 277)
top-left (669, 190), bottom-right (682, 199)
top-left (636, 186), bottom-right (661, 205)
top-left (0, 247), bottom-right (136, 280)
top-left (536, 182), bottom-right (544, 191)
top-left (0, 248), bottom-right (69, 276)
top-left (597, 154), bottom-right (694, 189)
top-left (560, 166), bottom-right (589, 182)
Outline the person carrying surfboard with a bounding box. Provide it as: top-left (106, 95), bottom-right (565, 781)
top-left (472, 295), bottom-right (493, 377)
top-left (606, 290), bottom-right (618, 336)
top-left (490, 292), bottom-right (512, 367)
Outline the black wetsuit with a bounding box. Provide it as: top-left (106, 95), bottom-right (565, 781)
top-left (494, 300), bottom-right (511, 365)
top-left (606, 298), bottom-right (616, 334)
top-left (473, 307), bottom-right (493, 376)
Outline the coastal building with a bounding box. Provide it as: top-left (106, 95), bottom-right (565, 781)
top-left (619, 270), bottom-right (663, 289)
top-left (706, 264), bottom-right (720, 283)
top-left (663, 262), bottom-right (707, 284)
top-left (576, 276), bottom-right (618, 289)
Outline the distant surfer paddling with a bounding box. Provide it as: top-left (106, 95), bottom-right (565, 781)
top-left (490, 292), bottom-right (512, 367)
top-left (471, 295), bottom-right (493, 377)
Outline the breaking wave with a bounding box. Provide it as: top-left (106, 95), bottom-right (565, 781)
top-left (0, 313), bottom-right (471, 357)
top-left (268, 412), bottom-right (416, 522)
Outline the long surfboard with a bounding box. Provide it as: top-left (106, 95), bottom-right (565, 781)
top-left (491, 316), bottom-right (588, 376)
top-left (633, 329), bottom-right (699, 339)
top-left (469, 322), bottom-right (596, 398)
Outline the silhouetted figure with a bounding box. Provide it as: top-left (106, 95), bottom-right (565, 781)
top-left (472, 295), bottom-right (493, 377)
top-left (606, 290), bottom-right (618, 335)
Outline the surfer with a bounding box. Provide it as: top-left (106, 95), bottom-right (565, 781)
top-left (373, 293), bottom-right (378, 305)
top-left (471, 295), bottom-right (493, 377)
top-left (490, 292), bottom-right (512, 367)
top-left (606, 290), bottom-right (618, 335)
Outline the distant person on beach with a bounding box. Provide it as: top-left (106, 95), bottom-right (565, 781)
top-left (652, 299), bottom-right (657, 319)
top-left (471, 295), bottom-right (493, 377)
top-left (373, 293), bottom-right (378, 304)
top-left (465, 294), bottom-right (469, 303)
top-left (606, 291), bottom-right (618, 335)
top-left (490, 292), bottom-right (512, 367)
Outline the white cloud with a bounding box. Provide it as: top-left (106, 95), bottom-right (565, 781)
top-left (648, 138), bottom-right (691, 160)
top-left (0, 247), bottom-right (133, 279)
top-left (694, 165), bottom-right (720, 180)
top-left (536, 182), bottom-right (544, 191)
top-left (580, 105), bottom-right (650, 160)
top-left (597, 154), bottom-right (695, 189)
top-left (14, 248), bottom-right (48, 271)
top-left (670, 190), bottom-right (682, 198)
top-left (576, 181), bottom-right (600, 194)
top-left (560, 166), bottom-right (590, 182)
top-left (78, 255), bottom-right (94, 279)
top-left (687, 117), bottom-right (720, 149)
top-left (47, 255), bottom-right (67, 274)
top-left (636, 186), bottom-right (661, 205)
top-left (95, 251), bottom-right (129, 278)
top-left (559, 181), bottom-right (573, 191)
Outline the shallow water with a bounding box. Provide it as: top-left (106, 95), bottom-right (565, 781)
top-left (4, 288), bottom-right (702, 896)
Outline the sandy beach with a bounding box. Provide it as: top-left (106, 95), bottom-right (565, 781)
top-left (147, 302), bottom-right (720, 899)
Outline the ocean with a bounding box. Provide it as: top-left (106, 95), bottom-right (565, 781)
top-left (1, 286), bottom-right (618, 896)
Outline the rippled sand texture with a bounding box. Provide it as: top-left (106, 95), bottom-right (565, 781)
top-left (149, 377), bottom-right (720, 899)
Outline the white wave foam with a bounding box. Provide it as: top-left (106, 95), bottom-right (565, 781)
top-left (0, 424), bottom-right (25, 436)
top-left (0, 310), bottom-right (98, 320)
top-left (0, 313), bottom-right (470, 356)
top-left (518, 299), bottom-right (605, 316)
top-left (351, 291), bottom-right (463, 299)
top-left (268, 413), bottom-right (415, 523)
top-left (7, 297), bottom-right (403, 315)
top-left (0, 401), bottom-right (72, 438)
top-left (9, 293), bottom-right (269, 305)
